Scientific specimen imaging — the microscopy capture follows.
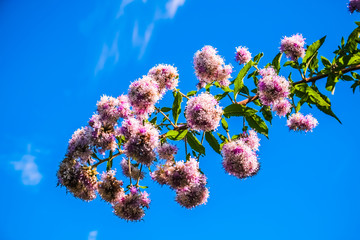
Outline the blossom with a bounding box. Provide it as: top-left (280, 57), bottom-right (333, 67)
top-left (150, 162), bottom-right (172, 186)
top-left (67, 127), bottom-right (93, 162)
top-left (287, 113), bottom-right (318, 132)
top-left (185, 92), bottom-right (223, 131)
top-left (272, 98), bottom-right (292, 117)
top-left (118, 117), bottom-right (141, 141)
top-left (257, 67), bottom-right (290, 106)
top-left (165, 158), bottom-right (202, 189)
top-left (157, 143), bottom-right (178, 161)
top-left (98, 170), bottom-right (124, 203)
top-left (97, 95), bottom-right (130, 123)
top-left (193, 45), bottom-right (232, 88)
top-left (222, 140), bottom-right (260, 179)
top-left (148, 64), bottom-right (179, 94)
top-left (235, 46), bottom-right (252, 65)
top-left (124, 122), bottom-right (159, 166)
top-left (120, 158), bottom-right (144, 180)
top-left (175, 183), bottom-right (209, 209)
top-left (280, 34), bottom-right (306, 61)
top-left (117, 95), bottom-right (132, 119)
top-left (113, 190), bottom-right (151, 221)
top-left (243, 130), bottom-right (260, 152)
top-left (349, 0), bottom-right (360, 13)
top-left (128, 75), bottom-right (160, 116)
top-left (57, 158), bottom-right (98, 201)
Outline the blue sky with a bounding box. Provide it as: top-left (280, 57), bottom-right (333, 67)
top-left (1, 0), bottom-right (360, 239)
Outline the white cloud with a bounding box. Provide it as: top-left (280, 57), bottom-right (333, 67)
top-left (116, 0), bottom-right (135, 18)
top-left (88, 231), bottom-right (98, 240)
top-left (94, 32), bottom-right (120, 75)
top-left (132, 22), bottom-right (154, 59)
top-left (12, 153), bottom-right (42, 186)
top-left (165, 0), bottom-right (185, 18)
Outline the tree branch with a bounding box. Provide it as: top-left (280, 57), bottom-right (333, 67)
top-left (237, 64), bottom-right (360, 105)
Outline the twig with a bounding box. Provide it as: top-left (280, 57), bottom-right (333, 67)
top-left (155, 107), bottom-right (176, 128)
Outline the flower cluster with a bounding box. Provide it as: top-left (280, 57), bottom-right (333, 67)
top-left (258, 67), bottom-right (290, 108)
top-left (235, 46), bottom-right (252, 65)
top-left (222, 131), bottom-right (260, 179)
top-left (151, 158), bottom-right (209, 208)
top-left (57, 158), bottom-right (98, 201)
top-left (124, 121), bottom-right (160, 166)
top-left (280, 34), bottom-right (306, 61)
top-left (157, 143), bottom-right (178, 161)
top-left (128, 75), bottom-right (160, 117)
top-left (67, 127), bottom-right (93, 162)
top-left (113, 187), bottom-right (151, 221)
top-left (148, 64), bottom-right (179, 94)
top-left (185, 92), bottom-right (223, 131)
top-left (348, 0), bottom-right (360, 13)
top-left (272, 98), bottom-right (292, 117)
top-left (98, 170), bottom-right (124, 203)
top-left (287, 113), bottom-right (318, 132)
top-left (193, 45), bottom-right (233, 88)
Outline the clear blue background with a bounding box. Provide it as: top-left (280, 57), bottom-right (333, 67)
top-left (1, 0), bottom-right (359, 239)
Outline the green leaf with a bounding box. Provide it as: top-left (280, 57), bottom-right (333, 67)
top-left (284, 61), bottom-right (298, 68)
top-left (214, 92), bottom-right (228, 101)
top-left (325, 74), bottom-right (339, 92)
top-left (172, 92), bottom-right (182, 125)
top-left (221, 118), bottom-right (228, 130)
top-left (187, 90), bottom-right (197, 97)
top-left (205, 132), bottom-right (221, 154)
top-left (348, 53), bottom-right (360, 65)
top-left (161, 107), bottom-right (172, 112)
top-left (306, 86), bottom-right (330, 107)
top-left (303, 36), bottom-right (326, 64)
top-left (139, 185), bottom-right (148, 189)
top-left (260, 106), bottom-right (273, 124)
top-left (345, 26), bottom-right (360, 52)
top-left (217, 133), bottom-right (228, 142)
top-left (341, 75), bottom-right (353, 81)
top-left (106, 159), bottom-right (113, 172)
top-left (166, 129), bottom-right (188, 141)
top-left (223, 104), bottom-right (257, 118)
top-left (272, 53), bottom-right (282, 73)
top-left (253, 52), bottom-right (264, 63)
top-left (150, 116), bottom-right (157, 124)
top-left (186, 132), bottom-right (205, 155)
top-left (351, 80), bottom-right (360, 93)
top-left (245, 114), bottom-right (268, 137)
top-left (234, 60), bottom-right (253, 96)
top-left (313, 89), bottom-right (341, 123)
top-left (321, 56), bottom-right (331, 68)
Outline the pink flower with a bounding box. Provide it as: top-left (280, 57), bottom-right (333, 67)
top-left (57, 158), bottom-right (98, 201)
top-left (222, 140), bottom-right (260, 179)
top-left (258, 67), bottom-right (290, 106)
top-left (287, 113), bottom-right (318, 132)
top-left (349, 0), bottom-right (360, 13)
top-left (185, 92), bottom-right (223, 131)
top-left (124, 122), bottom-right (159, 166)
top-left (193, 45), bottom-right (232, 88)
top-left (235, 46), bottom-right (252, 65)
top-left (272, 98), bottom-right (292, 117)
top-left (113, 190), bottom-right (151, 221)
top-left (157, 143), bottom-right (178, 161)
top-left (280, 34), bottom-right (306, 61)
top-left (175, 184), bottom-right (209, 209)
top-left (98, 170), bottom-right (124, 203)
top-left (128, 75), bottom-right (160, 117)
top-left (148, 64), bottom-right (179, 94)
